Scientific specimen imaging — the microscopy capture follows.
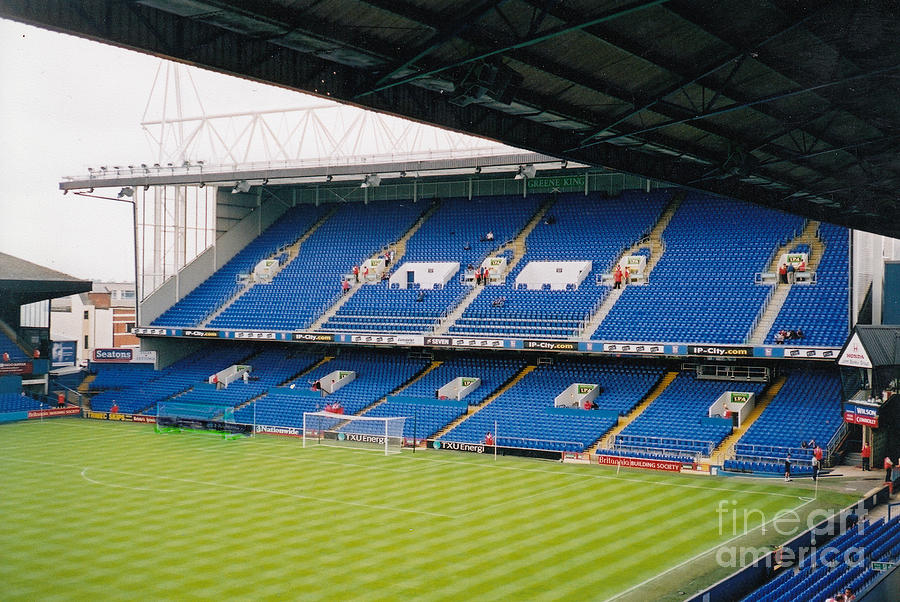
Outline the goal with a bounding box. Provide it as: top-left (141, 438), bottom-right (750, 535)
top-left (302, 411), bottom-right (406, 455)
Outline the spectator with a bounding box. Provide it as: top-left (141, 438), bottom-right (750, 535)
top-left (812, 456), bottom-right (819, 481)
top-left (33, 349), bottom-right (40, 359)
top-left (778, 263), bottom-right (788, 283)
top-left (2, 352), bottom-right (8, 362)
top-left (786, 262), bottom-right (795, 283)
top-left (463, 241), bottom-right (471, 251)
top-left (885, 456), bottom-right (894, 483)
top-left (861, 442), bottom-right (871, 471)
top-left (623, 266), bottom-right (630, 285)
top-left (775, 331), bottom-right (785, 344)
top-left (384, 250), bottom-right (391, 266)
top-left (110, 401), bottom-right (119, 414)
top-left (57, 392), bottom-right (66, 408)
top-left (491, 297), bottom-right (505, 307)
top-left (243, 371), bottom-right (249, 384)
top-left (813, 445), bottom-right (823, 463)
top-left (342, 279), bottom-right (350, 295)
top-left (844, 588), bottom-right (855, 601)
top-left (416, 290), bottom-right (426, 303)
top-left (798, 259), bottom-right (806, 272)
top-left (363, 265), bottom-right (370, 281)
top-left (784, 453), bottom-right (792, 482)
top-left (795, 328), bottom-right (804, 339)
top-left (484, 432), bottom-right (494, 446)
top-left (543, 215), bottom-right (556, 225)
top-left (353, 264), bottom-right (359, 282)
top-left (481, 231), bottom-right (494, 241)
top-left (613, 265), bottom-right (623, 289)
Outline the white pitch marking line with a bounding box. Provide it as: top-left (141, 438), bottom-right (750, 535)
top-left (604, 496), bottom-right (818, 601)
top-left (81, 467), bottom-right (176, 492)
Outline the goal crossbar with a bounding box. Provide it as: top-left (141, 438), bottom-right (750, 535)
top-left (302, 411), bottom-right (406, 455)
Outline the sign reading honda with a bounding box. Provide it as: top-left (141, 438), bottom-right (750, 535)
top-left (838, 333), bottom-right (872, 368)
top-left (687, 345), bottom-right (752, 357)
top-left (844, 404), bottom-right (879, 428)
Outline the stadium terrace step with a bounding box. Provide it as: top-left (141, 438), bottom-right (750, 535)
top-left (200, 207), bottom-right (338, 327)
top-left (588, 370), bottom-right (678, 454)
top-left (748, 219), bottom-right (823, 344)
top-left (78, 373), bottom-right (97, 393)
top-left (431, 364), bottom-right (536, 439)
top-left (711, 375), bottom-right (786, 465)
top-left (581, 192), bottom-right (683, 339)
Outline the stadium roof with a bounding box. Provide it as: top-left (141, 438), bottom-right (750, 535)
top-left (4, 0), bottom-right (900, 237)
top-left (0, 252), bottom-right (93, 306)
top-left (841, 325), bottom-right (900, 368)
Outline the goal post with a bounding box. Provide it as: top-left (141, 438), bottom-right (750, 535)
top-left (302, 411), bottom-right (406, 455)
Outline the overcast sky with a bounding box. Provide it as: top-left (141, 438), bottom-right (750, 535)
top-left (0, 18), bottom-right (366, 282)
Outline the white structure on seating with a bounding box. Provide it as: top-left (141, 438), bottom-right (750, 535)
top-left (480, 257), bottom-right (508, 284)
top-left (253, 259), bottom-right (279, 283)
top-left (390, 262), bottom-right (459, 289)
top-left (316, 370), bottom-right (356, 394)
top-left (708, 391), bottom-right (756, 427)
top-left (622, 255), bottom-right (647, 282)
top-left (360, 258), bottom-right (387, 283)
top-left (554, 383), bottom-right (600, 408)
top-left (437, 376), bottom-right (481, 401)
top-left (515, 261), bottom-right (592, 290)
top-left (209, 364), bottom-right (251, 388)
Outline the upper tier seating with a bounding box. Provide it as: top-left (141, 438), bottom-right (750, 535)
top-left (731, 368), bottom-right (843, 467)
top-left (89, 344), bottom-right (254, 414)
top-left (323, 195), bottom-right (543, 333)
top-left (440, 358), bottom-right (665, 452)
top-left (209, 200), bottom-right (427, 331)
top-left (236, 350), bottom-right (429, 427)
top-left (765, 223), bottom-right (850, 346)
top-left (0, 330), bottom-right (28, 362)
top-left (449, 190), bottom-right (670, 339)
top-left (152, 205), bottom-right (330, 327)
top-left (593, 195), bottom-right (805, 344)
top-left (615, 372), bottom-right (766, 457)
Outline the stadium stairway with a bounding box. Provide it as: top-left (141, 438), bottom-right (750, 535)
top-left (748, 220), bottom-right (824, 344)
top-left (431, 364), bottom-right (536, 438)
top-left (580, 192), bottom-right (684, 339)
top-left (709, 374), bottom-right (786, 466)
top-left (587, 370), bottom-right (678, 454)
top-left (0, 319), bottom-right (34, 358)
top-left (358, 360), bottom-right (444, 415)
top-left (309, 201), bottom-right (441, 331)
top-left (200, 207), bottom-right (338, 327)
top-left (78, 373), bottom-right (97, 393)
top-left (281, 355), bottom-right (334, 388)
top-left (433, 196), bottom-right (555, 335)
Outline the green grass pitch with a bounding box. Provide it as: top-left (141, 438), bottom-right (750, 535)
top-left (1, 419), bottom-right (858, 601)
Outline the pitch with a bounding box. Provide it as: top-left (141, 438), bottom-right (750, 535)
top-left (0, 420), bottom-right (858, 600)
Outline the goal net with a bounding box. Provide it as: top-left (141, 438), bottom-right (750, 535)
top-left (302, 411), bottom-right (406, 455)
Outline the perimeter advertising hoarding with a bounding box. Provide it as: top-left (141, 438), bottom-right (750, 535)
top-left (51, 341), bottom-right (77, 367)
top-left (844, 404), bottom-right (879, 428)
top-left (291, 333), bottom-right (335, 342)
top-left (687, 345), bottom-right (752, 357)
top-left (596, 455), bottom-right (683, 472)
top-left (0, 362), bottom-right (32, 375)
top-left (523, 340), bottom-right (577, 351)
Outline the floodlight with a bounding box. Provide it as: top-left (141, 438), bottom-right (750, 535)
top-left (325, 175), bottom-right (333, 182)
top-left (232, 180), bottom-right (251, 194)
top-left (360, 174), bottom-right (381, 188)
top-left (117, 187), bottom-right (134, 198)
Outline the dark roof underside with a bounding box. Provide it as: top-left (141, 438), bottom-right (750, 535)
top-left (3, 0), bottom-right (900, 236)
top-left (852, 325), bottom-right (900, 367)
top-left (0, 252), bottom-right (93, 306)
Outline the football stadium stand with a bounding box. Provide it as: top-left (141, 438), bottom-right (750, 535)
top-left (0, 330), bottom-right (28, 362)
top-left (593, 194), bottom-right (805, 344)
top-left (725, 368), bottom-right (844, 475)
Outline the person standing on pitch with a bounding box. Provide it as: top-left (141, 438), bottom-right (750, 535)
top-left (784, 453), bottom-right (792, 482)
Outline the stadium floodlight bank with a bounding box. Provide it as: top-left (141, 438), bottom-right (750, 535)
top-left (156, 401), bottom-right (253, 438)
top-left (303, 411), bottom-right (405, 455)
